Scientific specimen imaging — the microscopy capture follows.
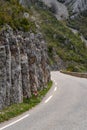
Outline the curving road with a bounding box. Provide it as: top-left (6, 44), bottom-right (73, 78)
top-left (0, 71), bottom-right (87, 130)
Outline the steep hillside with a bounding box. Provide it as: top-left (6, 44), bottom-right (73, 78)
top-left (32, 3), bottom-right (87, 72)
top-left (58, 0), bottom-right (87, 39)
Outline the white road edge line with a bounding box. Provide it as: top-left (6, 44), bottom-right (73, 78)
top-left (54, 87), bottom-right (57, 92)
top-left (0, 114), bottom-right (30, 130)
top-left (45, 95), bottom-right (53, 104)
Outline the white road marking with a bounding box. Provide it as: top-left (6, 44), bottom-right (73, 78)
top-left (54, 87), bottom-right (57, 92)
top-left (54, 80), bottom-right (55, 82)
top-left (45, 95), bottom-right (53, 103)
top-left (55, 82), bottom-right (57, 85)
top-left (0, 114), bottom-right (30, 130)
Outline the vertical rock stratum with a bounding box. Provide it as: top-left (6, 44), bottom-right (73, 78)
top-left (0, 25), bottom-right (50, 110)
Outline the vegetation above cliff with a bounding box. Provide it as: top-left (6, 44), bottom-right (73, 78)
top-left (0, 0), bottom-right (36, 31)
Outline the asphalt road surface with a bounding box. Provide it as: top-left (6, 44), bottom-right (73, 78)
top-left (0, 71), bottom-right (87, 130)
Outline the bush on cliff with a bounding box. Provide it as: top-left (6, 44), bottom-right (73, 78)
top-left (0, 0), bottom-right (36, 31)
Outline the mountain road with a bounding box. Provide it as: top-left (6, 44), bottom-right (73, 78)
top-left (0, 71), bottom-right (87, 130)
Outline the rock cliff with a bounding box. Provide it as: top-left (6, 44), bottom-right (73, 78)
top-left (41, 0), bottom-right (69, 20)
top-left (64, 0), bottom-right (87, 15)
top-left (0, 25), bottom-right (50, 110)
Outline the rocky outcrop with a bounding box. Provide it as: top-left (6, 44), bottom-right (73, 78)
top-left (42, 0), bottom-right (69, 20)
top-left (0, 25), bottom-right (50, 110)
top-left (64, 0), bottom-right (87, 15)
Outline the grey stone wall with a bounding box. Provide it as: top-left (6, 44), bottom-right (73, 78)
top-left (0, 25), bottom-right (50, 110)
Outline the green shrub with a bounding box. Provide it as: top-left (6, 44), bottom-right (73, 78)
top-left (0, 0), bottom-right (36, 32)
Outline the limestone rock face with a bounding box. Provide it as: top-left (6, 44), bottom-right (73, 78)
top-left (64, 0), bottom-right (87, 14)
top-left (42, 0), bottom-right (69, 20)
top-left (0, 25), bottom-right (50, 110)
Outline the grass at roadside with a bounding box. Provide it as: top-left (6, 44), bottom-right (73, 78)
top-left (0, 81), bottom-right (53, 123)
